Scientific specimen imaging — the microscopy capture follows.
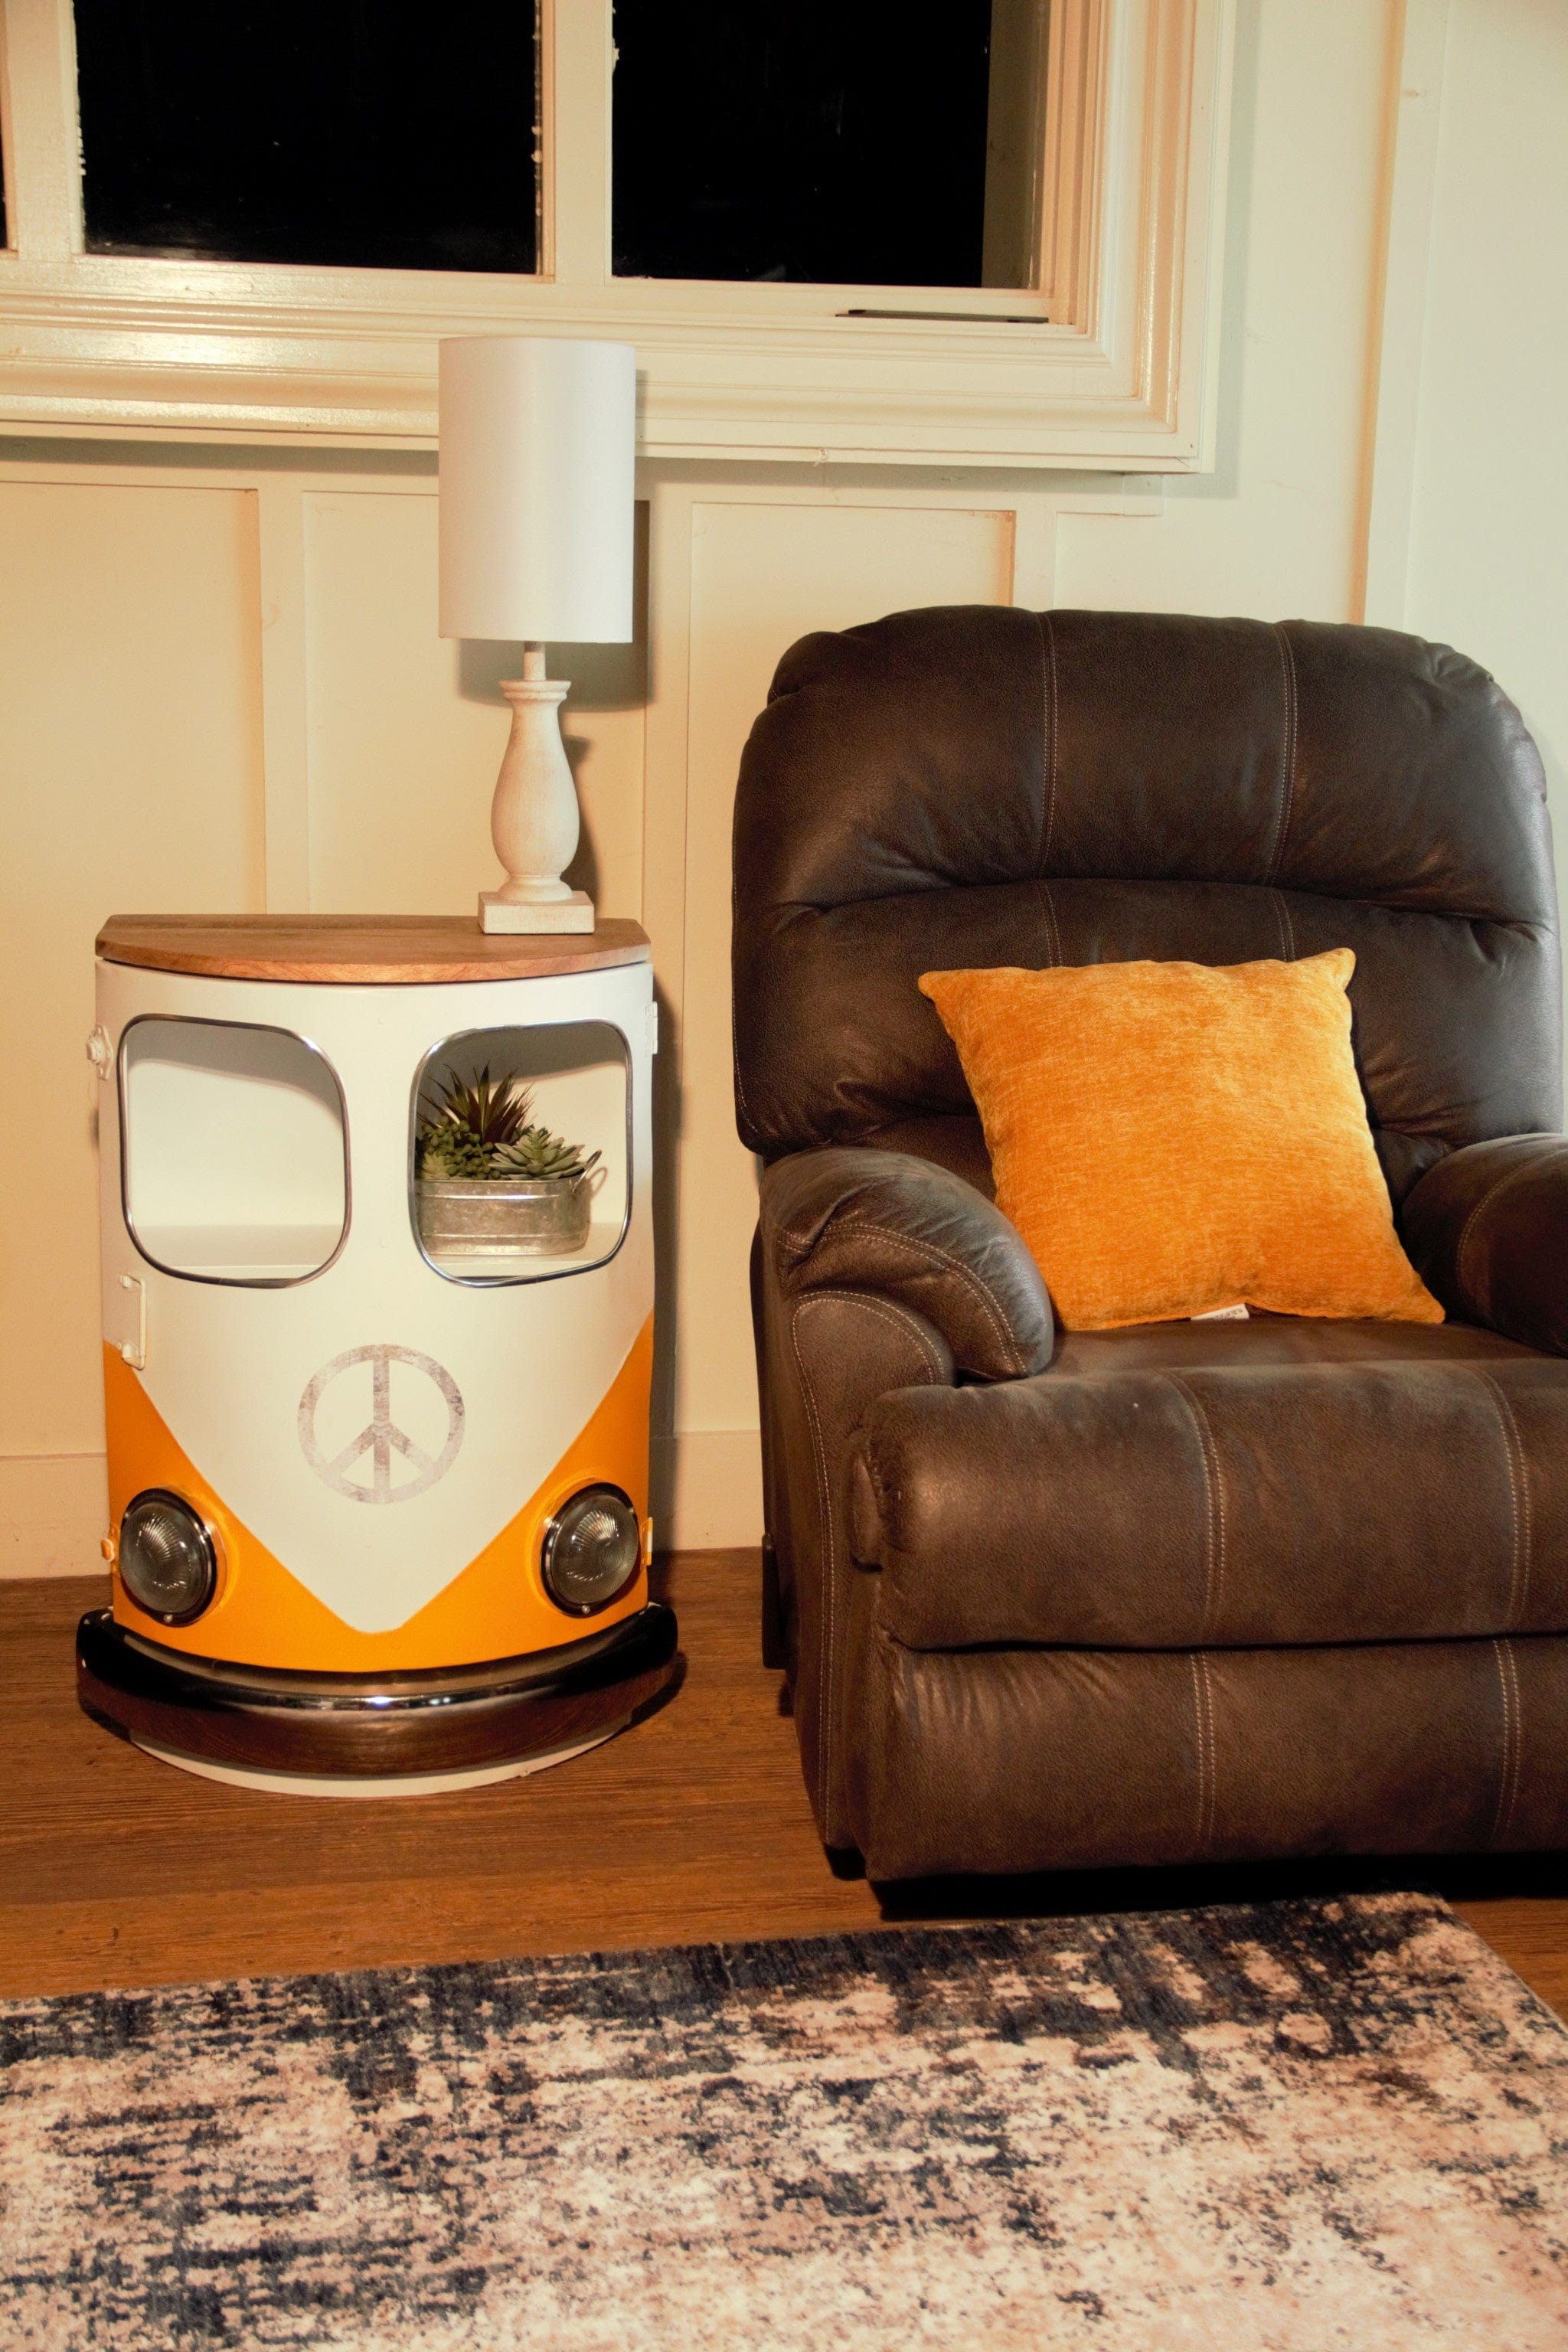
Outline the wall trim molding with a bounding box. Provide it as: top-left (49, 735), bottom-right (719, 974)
top-left (0, 1452), bottom-right (107, 1577)
top-left (1362, 0), bottom-right (1451, 629)
top-left (652, 1430), bottom-right (763, 1555)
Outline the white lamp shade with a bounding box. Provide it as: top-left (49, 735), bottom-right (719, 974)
top-left (439, 337), bottom-right (635, 644)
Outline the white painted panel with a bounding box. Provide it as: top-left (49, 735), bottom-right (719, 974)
top-left (0, 481), bottom-right (263, 1478)
top-left (675, 499), bottom-right (1015, 1460)
top-left (1057, 0), bottom-right (1393, 623)
top-left (1404, 0), bottom-right (1568, 1080)
top-left (304, 489), bottom-right (646, 922)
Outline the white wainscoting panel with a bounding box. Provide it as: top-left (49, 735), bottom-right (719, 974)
top-left (643, 482), bottom-right (1079, 1545)
top-left (0, 477), bottom-right (264, 1571)
top-left (302, 488), bottom-right (647, 921)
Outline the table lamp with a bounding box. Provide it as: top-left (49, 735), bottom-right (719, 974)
top-left (439, 335), bottom-right (636, 934)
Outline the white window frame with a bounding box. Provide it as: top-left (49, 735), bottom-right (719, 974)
top-left (0, 0), bottom-right (1233, 469)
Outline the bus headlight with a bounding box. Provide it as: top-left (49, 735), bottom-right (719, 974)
top-left (118, 1489), bottom-right (218, 1625)
top-left (541, 1485), bottom-right (641, 1615)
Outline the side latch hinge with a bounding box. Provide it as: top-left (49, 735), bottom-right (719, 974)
top-left (112, 1272), bottom-right (147, 1370)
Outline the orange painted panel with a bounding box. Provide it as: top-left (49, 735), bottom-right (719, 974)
top-left (104, 1317), bottom-right (652, 1671)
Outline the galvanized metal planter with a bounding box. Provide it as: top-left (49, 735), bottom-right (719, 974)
top-left (416, 1175), bottom-right (592, 1258)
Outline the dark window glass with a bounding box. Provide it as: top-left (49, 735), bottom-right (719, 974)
top-left (74, 1), bottom-right (538, 273)
top-left (612, 1), bottom-right (997, 288)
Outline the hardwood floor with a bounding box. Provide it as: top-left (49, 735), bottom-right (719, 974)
top-left (4, 1555), bottom-right (1568, 2015)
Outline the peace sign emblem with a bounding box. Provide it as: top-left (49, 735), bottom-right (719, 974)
top-left (298, 1344), bottom-right (465, 1504)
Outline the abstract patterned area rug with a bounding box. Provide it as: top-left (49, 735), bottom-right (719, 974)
top-left (3, 1893), bottom-right (1567, 2350)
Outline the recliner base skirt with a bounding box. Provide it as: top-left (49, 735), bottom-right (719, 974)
top-left (852, 1631), bottom-right (1568, 1880)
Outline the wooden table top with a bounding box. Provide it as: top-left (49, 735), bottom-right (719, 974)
top-left (96, 915), bottom-right (652, 985)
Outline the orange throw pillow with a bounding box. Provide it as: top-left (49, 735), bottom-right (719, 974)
top-left (919, 949), bottom-right (1442, 1331)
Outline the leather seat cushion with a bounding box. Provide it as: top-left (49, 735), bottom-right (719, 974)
top-left (855, 1316), bottom-right (1567, 1651)
top-left (853, 1630), bottom-right (1568, 1878)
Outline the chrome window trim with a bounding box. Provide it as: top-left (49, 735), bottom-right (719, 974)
top-left (407, 1017), bottom-right (635, 1288)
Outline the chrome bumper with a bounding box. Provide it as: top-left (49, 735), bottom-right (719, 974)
top-left (77, 1602), bottom-right (679, 1781)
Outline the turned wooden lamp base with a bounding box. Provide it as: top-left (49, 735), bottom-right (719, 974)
top-left (478, 643), bottom-right (596, 936)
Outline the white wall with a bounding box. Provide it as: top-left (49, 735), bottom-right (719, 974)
top-left (1401, 0), bottom-right (1568, 1019)
top-left (4, 0), bottom-right (1560, 1573)
top-left (1062, 0), bottom-right (1395, 622)
top-left (0, 479), bottom-right (265, 1569)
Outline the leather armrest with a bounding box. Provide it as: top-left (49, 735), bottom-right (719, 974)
top-left (759, 1146), bottom-right (1054, 1380)
top-left (1401, 1133), bottom-right (1568, 1356)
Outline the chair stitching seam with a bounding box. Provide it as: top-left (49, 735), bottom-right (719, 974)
top-left (1271, 887), bottom-right (1297, 962)
top-left (1187, 1652), bottom-right (1214, 1854)
top-left (1475, 1370), bottom-right (1532, 1629)
top-left (1490, 1635), bottom-right (1521, 1847)
top-left (849, 1304), bottom-right (953, 1539)
top-left (1266, 625), bottom-right (1299, 884)
top-left (1455, 1142), bottom-right (1568, 1298)
top-left (1504, 1635), bottom-right (1523, 1842)
top-left (1197, 1652), bottom-right (1217, 1849)
top-left (1187, 1653), bottom-right (1203, 1847)
top-left (822, 1291), bottom-right (951, 1385)
top-left (789, 1293), bottom-right (951, 1827)
top-left (1036, 608), bottom-right (1059, 876)
top-left (782, 1217), bottom-right (1029, 1375)
top-left (787, 1297), bottom-right (841, 1825)
top-left (1041, 876), bottom-right (1064, 968)
top-left (834, 1223), bottom-right (1024, 1371)
top-left (1167, 1374), bottom-right (1227, 1642)
top-left (772, 1218), bottom-right (817, 1263)
top-left (731, 1003), bottom-right (753, 1125)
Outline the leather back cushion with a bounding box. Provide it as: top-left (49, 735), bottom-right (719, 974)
top-left (731, 606), bottom-right (1562, 1198)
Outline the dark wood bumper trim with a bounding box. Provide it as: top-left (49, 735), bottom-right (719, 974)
top-left (77, 1605), bottom-right (679, 1779)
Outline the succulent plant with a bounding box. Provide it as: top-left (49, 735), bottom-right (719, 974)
top-left (499, 1125), bottom-right (602, 1184)
top-left (417, 1066), bottom-right (598, 1187)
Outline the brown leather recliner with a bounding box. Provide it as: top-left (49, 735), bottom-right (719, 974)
top-left (732, 606), bottom-right (1568, 1881)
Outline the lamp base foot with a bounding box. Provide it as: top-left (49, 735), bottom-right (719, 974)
top-left (479, 889), bottom-right (595, 935)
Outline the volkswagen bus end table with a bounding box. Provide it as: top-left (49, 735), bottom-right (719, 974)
top-left (77, 914), bottom-right (675, 1798)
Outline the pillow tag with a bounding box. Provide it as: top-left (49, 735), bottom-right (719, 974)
top-left (1191, 1303), bottom-right (1250, 1321)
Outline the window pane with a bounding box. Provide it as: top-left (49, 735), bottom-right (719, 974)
top-left (612, 0), bottom-right (1037, 289)
top-left (74, 1), bottom-right (538, 273)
